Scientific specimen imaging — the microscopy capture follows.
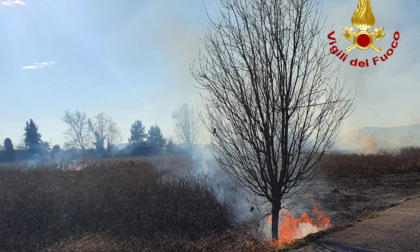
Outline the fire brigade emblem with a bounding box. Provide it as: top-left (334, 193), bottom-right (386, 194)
top-left (342, 0), bottom-right (385, 53)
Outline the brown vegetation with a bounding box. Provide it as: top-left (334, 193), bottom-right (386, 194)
top-left (320, 147), bottom-right (420, 177)
top-left (0, 159), bottom-right (230, 251)
top-left (0, 149), bottom-right (419, 251)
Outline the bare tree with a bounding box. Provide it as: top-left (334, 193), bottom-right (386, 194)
top-left (62, 110), bottom-right (91, 152)
top-left (88, 113), bottom-right (121, 156)
top-left (193, 0), bottom-right (353, 241)
top-left (172, 103), bottom-right (200, 151)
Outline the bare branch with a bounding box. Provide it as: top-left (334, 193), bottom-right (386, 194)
top-left (193, 0), bottom-right (353, 241)
top-left (62, 110), bottom-right (91, 151)
top-left (172, 103), bottom-right (201, 151)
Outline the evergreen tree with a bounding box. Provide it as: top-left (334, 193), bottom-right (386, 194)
top-left (4, 138), bottom-right (15, 162)
top-left (129, 120), bottom-right (147, 144)
top-left (147, 125), bottom-right (166, 155)
top-left (166, 139), bottom-right (175, 155)
top-left (24, 119), bottom-right (42, 155)
top-left (51, 144), bottom-right (61, 160)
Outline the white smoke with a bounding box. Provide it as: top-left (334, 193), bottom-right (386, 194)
top-left (190, 145), bottom-right (255, 223)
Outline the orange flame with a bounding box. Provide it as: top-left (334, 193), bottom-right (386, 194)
top-left (312, 201), bottom-right (331, 229)
top-left (265, 200), bottom-right (331, 248)
top-left (351, 0), bottom-right (375, 31)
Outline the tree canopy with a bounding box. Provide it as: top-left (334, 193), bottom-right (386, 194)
top-left (147, 125), bottom-right (166, 155)
top-left (129, 120), bottom-right (147, 144)
top-left (24, 119), bottom-right (42, 155)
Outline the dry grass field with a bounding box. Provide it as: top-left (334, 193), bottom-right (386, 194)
top-left (320, 148), bottom-right (420, 177)
top-left (0, 158), bottom-right (238, 251)
top-left (0, 149), bottom-right (419, 251)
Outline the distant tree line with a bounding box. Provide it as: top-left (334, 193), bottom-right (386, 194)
top-left (0, 104), bottom-right (200, 163)
top-left (0, 119), bottom-right (50, 163)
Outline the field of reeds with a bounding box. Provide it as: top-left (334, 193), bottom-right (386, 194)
top-left (320, 147), bottom-right (420, 177)
top-left (0, 158), bottom-right (239, 251)
top-left (0, 149), bottom-right (419, 251)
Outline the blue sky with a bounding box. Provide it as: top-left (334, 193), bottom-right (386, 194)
top-left (0, 0), bottom-right (419, 148)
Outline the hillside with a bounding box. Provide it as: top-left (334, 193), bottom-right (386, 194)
top-left (335, 123), bottom-right (420, 153)
top-left (363, 124), bottom-right (420, 149)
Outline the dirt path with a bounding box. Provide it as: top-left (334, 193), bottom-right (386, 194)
top-left (292, 196), bottom-right (420, 252)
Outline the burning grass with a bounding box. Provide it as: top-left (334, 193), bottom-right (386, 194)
top-left (0, 150), bottom-right (419, 251)
top-left (0, 159), bottom-right (230, 251)
top-left (262, 195), bottom-right (331, 250)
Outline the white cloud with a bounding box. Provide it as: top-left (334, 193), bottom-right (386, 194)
top-left (22, 61), bottom-right (56, 70)
top-left (1, 0), bottom-right (25, 6)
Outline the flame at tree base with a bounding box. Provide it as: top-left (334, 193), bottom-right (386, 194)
top-left (265, 199), bottom-right (331, 248)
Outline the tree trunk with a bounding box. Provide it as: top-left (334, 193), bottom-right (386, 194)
top-left (271, 201), bottom-right (281, 241)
